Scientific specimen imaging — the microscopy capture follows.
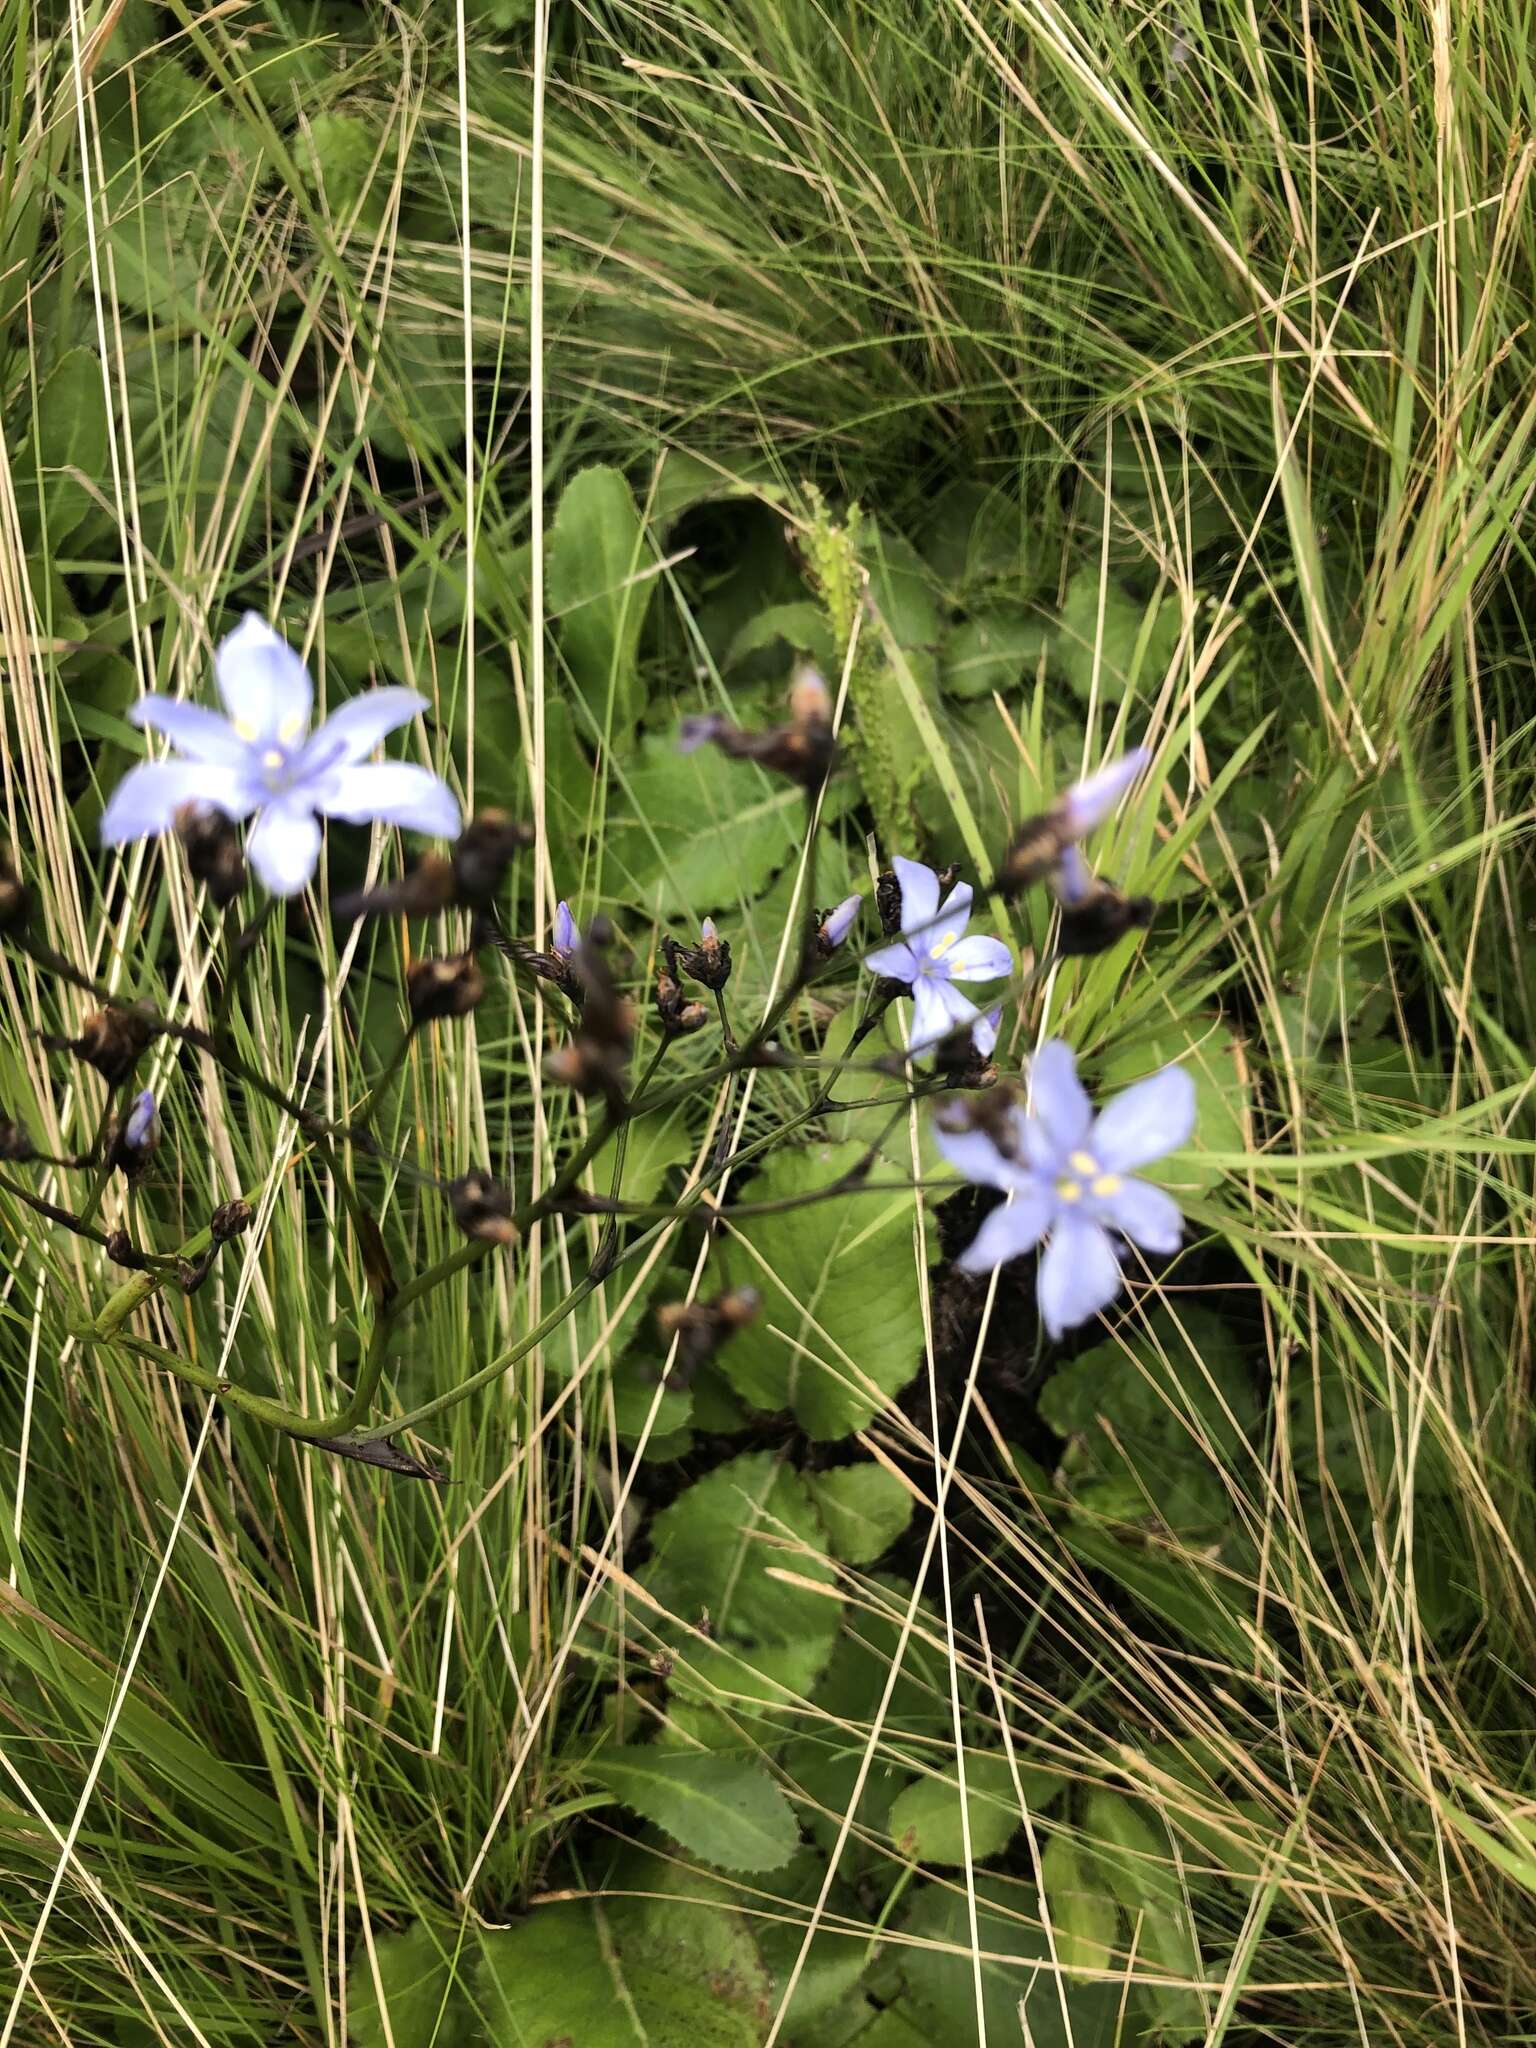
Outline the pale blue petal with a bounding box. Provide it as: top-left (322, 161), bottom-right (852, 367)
top-left (942, 933), bottom-right (1011, 984)
top-left (822, 893), bottom-right (861, 948)
top-left (971, 1006), bottom-right (1002, 1058)
top-left (129, 697), bottom-right (252, 768)
top-left (124, 1090), bottom-right (157, 1148)
top-left (316, 763), bottom-right (462, 837)
top-left (1091, 1065), bottom-right (1196, 1173)
top-left (1026, 1038), bottom-right (1093, 1156)
top-left (1093, 1175), bottom-right (1184, 1255)
top-left (302, 687), bottom-right (429, 770)
top-left (245, 802), bottom-right (322, 896)
top-left (892, 854), bottom-right (939, 934)
top-left (214, 615), bottom-right (313, 746)
top-left (909, 973), bottom-right (977, 1054)
top-left (554, 901), bottom-right (579, 956)
top-left (1055, 844), bottom-right (1094, 906)
top-left (932, 1110), bottom-right (1032, 1192)
top-left (922, 880), bottom-right (974, 956)
top-left (955, 1184), bottom-right (1056, 1274)
top-left (1060, 748), bottom-right (1151, 837)
top-left (100, 762), bottom-right (255, 845)
top-left (1037, 1213), bottom-right (1124, 1337)
top-left (865, 937), bottom-right (919, 982)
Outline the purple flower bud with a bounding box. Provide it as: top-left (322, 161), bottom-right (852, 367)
top-left (678, 712), bottom-right (729, 754)
top-left (124, 1089), bottom-right (157, 1151)
top-left (821, 893), bottom-right (861, 950)
top-left (701, 916), bottom-right (718, 943)
top-left (1059, 748), bottom-right (1152, 839)
top-left (553, 899), bottom-right (579, 959)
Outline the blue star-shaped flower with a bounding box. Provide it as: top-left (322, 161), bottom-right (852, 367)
top-left (934, 1038), bottom-right (1195, 1335)
top-left (101, 615), bottom-right (461, 896)
top-left (864, 856), bottom-right (1011, 1056)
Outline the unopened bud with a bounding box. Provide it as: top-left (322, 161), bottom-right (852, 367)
top-left (675, 916), bottom-right (732, 992)
top-left (449, 1170), bottom-right (517, 1246)
top-left (210, 1198), bottom-right (253, 1244)
top-left (815, 892), bottom-right (861, 957)
top-left (452, 810), bottom-right (533, 907)
top-left (175, 803), bottom-right (246, 908)
top-left (406, 953), bottom-right (485, 1023)
top-left (109, 1089), bottom-right (159, 1177)
top-left (0, 846), bottom-right (29, 934)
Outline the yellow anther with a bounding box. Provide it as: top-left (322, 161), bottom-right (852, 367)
top-left (930, 929), bottom-right (958, 961)
top-left (233, 719), bottom-right (258, 743)
top-left (279, 713), bottom-right (306, 744)
top-left (1057, 1178), bottom-right (1082, 1202)
top-left (1069, 1149), bottom-right (1098, 1175)
top-left (1091, 1173), bottom-right (1122, 1198)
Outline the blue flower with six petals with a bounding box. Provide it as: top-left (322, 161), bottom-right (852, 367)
top-left (864, 856), bottom-right (1011, 1056)
top-left (101, 615), bottom-right (461, 897)
top-left (933, 1038), bottom-right (1195, 1336)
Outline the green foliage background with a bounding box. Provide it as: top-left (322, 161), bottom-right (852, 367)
top-left (2, 0), bottom-right (1536, 2042)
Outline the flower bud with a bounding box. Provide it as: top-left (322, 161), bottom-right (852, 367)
top-left (675, 916), bottom-right (732, 992)
top-left (109, 1089), bottom-right (159, 1177)
top-left (210, 1198), bottom-right (253, 1243)
top-left (815, 892), bottom-right (861, 956)
top-left (448, 1171), bottom-right (517, 1246)
top-left (553, 900), bottom-right (579, 959)
top-left (174, 803), bottom-right (246, 908)
top-left (406, 953), bottom-right (486, 1023)
top-left (0, 845), bottom-right (29, 934)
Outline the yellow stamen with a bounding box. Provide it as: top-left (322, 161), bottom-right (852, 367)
top-left (1091, 1173), bottom-right (1122, 1198)
top-left (1057, 1178), bottom-right (1082, 1202)
top-left (930, 930), bottom-right (958, 961)
top-left (1068, 1149), bottom-right (1097, 1175)
top-left (279, 713), bottom-right (306, 744)
top-left (233, 719), bottom-right (258, 743)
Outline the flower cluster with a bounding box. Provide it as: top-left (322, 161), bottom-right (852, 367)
top-left (934, 1040), bottom-right (1193, 1334)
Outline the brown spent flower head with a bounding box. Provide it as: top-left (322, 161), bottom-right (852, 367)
top-left (62, 1005), bottom-right (158, 1086)
top-left (448, 1171), bottom-right (517, 1246)
top-left (1053, 876), bottom-right (1155, 958)
top-left (452, 809), bottom-right (534, 907)
top-left (674, 918), bottom-right (732, 993)
top-left (655, 1286), bottom-right (761, 1385)
top-left (104, 1227), bottom-right (138, 1268)
top-left (174, 803), bottom-right (246, 908)
top-left (210, 1198), bottom-right (253, 1244)
top-left (0, 845), bottom-right (30, 935)
top-left (406, 953), bottom-right (486, 1024)
top-left (0, 1117), bottom-right (35, 1163)
top-left (678, 662), bottom-right (837, 792)
top-left (934, 1081), bottom-right (1027, 1160)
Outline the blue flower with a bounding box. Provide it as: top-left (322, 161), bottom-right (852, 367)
top-left (553, 900), bottom-right (580, 958)
top-left (933, 1038), bottom-right (1195, 1336)
top-left (864, 856), bottom-right (1011, 1055)
top-left (123, 1089), bottom-right (158, 1152)
top-left (101, 615), bottom-right (461, 897)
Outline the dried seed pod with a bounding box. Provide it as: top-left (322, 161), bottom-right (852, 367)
top-left (210, 1198), bottom-right (253, 1243)
top-left (406, 953), bottom-right (486, 1023)
top-left (654, 1286), bottom-right (761, 1386)
top-left (452, 809), bottom-right (533, 907)
top-left (0, 1117), bottom-right (35, 1163)
top-left (174, 803), bottom-right (246, 908)
top-left (449, 1171), bottom-right (517, 1246)
top-left (51, 1004), bottom-right (158, 1085)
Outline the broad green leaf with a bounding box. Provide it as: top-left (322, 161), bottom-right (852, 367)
top-left (940, 612), bottom-right (1048, 700)
top-left (889, 1749), bottom-right (1060, 1866)
top-left (897, 1881), bottom-right (1122, 2047)
top-left (807, 1465), bottom-right (914, 1564)
top-left (589, 1746), bottom-right (799, 1873)
top-left (1084, 1790), bottom-right (1206, 2040)
top-left (718, 1141), bottom-right (925, 1438)
top-left (348, 1921), bottom-right (475, 2048)
top-left (601, 735), bottom-right (807, 918)
top-left (728, 601), bottom-right (836, 670)
top-left (23, 347), bottom-right (110, 550)
top-left (548, 465), bottom-right (653, 736)
top-left (641, 1451), bottom-right (841, 1703)
top-left (1054, 566), bottom-right (1182, 702)
top-left (1041, 1836), bottom-right (1116, 1973)
top-left (477, 1898), bottom-right (761, 2046)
